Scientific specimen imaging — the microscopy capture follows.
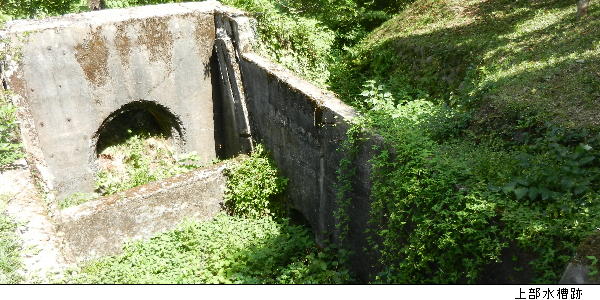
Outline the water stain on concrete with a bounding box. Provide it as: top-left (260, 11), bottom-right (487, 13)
top-left (114, 23), bottom-right (132, 68)
top-left (74, 28), bottom-right (109, 87)
top-left (139, 17), bottom-right (173, 65)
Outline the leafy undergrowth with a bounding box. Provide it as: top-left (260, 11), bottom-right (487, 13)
top-left (320, 0), bottom-right (600, 284)
top-left (59, 131), bottom-right (201, 209)
top-left (4, 0), bottom-right (600, 284)
top-left (345, 8), bottom-right (600, 281)
top-left (224, 145), bottom-right (288, 219)
top-left (59, 146), bottom-right (352, 284)
top-left (0, 93), bottom-right (24, 168)
top-left (0, 194), bottom-right (23, 284)
top-left (360, 100), bottom-right (600, 283)
top-left (61, 214), bottom-right (351, 284)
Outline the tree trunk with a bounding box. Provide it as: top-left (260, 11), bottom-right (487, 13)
top-left (577, 0), bottom-right (590, 18)
top-left (88, 0), bottom-right (106, 11)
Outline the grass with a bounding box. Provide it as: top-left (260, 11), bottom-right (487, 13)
top-left (329, 0), bottom-right (600, 283)
top-left (57, 131), bottom-right (202, 209)
top-left (95, 132), bottom-right (199, 196)
top-left (5, 0), bottom-right (600, 283)
top-left (58, 145), bottom-right (352, 284)
top-left (0, 194), bottom-right (23, 284)
top-left (0, 93), bottom-right (24, 168)
top-left (333, 0), bottom-right (600, 129)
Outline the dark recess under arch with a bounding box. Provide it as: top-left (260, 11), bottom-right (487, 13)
top-left (94, 100), bottom-right (185, 155)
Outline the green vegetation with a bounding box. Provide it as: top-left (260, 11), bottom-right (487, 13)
top-left (333, 0), bottom-right (600, 129)
top-left (334, 0), bottom-right (600, 283)
top-left (224, 145), bottom-right (288, 219)
top-left (0, 93), bottom-right (23, 168)
top-left (0, 194), bottom-right (23, 284)
top-left (57, 192), bottom-right (98, 209)
top-left (3, 0), bottom-right (600, 284)
top-left (0, 0), bottom-right (87, 20)
top-left (62, 214), bottom-right (350, 284)
top-left (95, 131), bottom-right (200, 197)
top-left (62, 147), bottom-right (351, 284)
top-left (58, 131), bottom-right (201, 209)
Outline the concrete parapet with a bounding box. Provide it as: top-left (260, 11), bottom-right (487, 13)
top-left (58, 161), bottom-right (230, 263)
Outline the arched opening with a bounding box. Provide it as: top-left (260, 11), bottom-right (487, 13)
top-left (95, 100), bottom-right (184, 154)
top-left (93, 100), bottom-right (192, 196)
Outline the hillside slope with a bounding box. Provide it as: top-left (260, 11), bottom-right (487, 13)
top-left (333, 0), bottom-right (600, 130)
top-left (327, 0), bottom-right (600, 284)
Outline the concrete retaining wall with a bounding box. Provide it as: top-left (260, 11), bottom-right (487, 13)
top-left (58, 161), bottom-right (230, 263)
top-left (238, 53), bottom-right (380, 279)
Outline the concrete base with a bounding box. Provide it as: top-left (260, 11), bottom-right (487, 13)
top-left (58, 162), bottom-right (231, 263)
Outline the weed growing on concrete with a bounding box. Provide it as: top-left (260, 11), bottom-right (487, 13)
top-left (57, 192), bottom-right (98, 210)
top-left (333, 121), bottom-right (363, 243)
top-left (95, 131), bottom-right (200, 197)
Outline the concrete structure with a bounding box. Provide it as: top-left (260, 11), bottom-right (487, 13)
top-left (0, 2), bottom-right (245, 200)
top-left (1, 2), bottom-right (378, 279)
top-left (239, 53), bottom-right (380, 278)
top-left (59, 161), bottom-right (230, 263)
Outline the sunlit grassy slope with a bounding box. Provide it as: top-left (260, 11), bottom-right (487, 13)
top-left (334, 0), bottom-right (600, 129)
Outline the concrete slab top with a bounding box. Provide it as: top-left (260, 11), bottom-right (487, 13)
top-left (0, 1), bottom-right (244, 35)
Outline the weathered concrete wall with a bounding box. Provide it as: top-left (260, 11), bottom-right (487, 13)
top-left (1, 2), bottom-right (220, 199)
top-left (237, 53), bottom-right (380, 279)
top-left (58, 161), bottom-right (230, 263)
top-left (2, 2), bottom-right (380, 279)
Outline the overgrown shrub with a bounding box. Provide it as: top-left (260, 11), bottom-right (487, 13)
top-left (95, 131), bottom-right (200, 197)
top-left (0, 0), bottom-right (85, 19)
top-left (224, 145), bottom-right (288, 219)
top-left (352, 80), bottom-right (600, 283)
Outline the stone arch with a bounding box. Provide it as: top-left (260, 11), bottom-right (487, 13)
top-left (92, 100), bottom-right (185, 157)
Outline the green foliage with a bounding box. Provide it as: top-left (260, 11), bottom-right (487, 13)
top-left (61, 214), bottom-right (351, 284)
top-left (224, 145), bottom-right (288, 219)
top-left (221, 0), bottom-right (335, 86)
top-left (277, 0), bottom-right (405, 48)
top-left (58, 192), bottom-right (98, 209)
top-left (0, 194), bottom-right (23, 284)
top-left (104, 0), bottom-right (183, 8)
top-left (366, 117), bottom-right (505, 283)
top-left (0, 93), bottom-right (24, 168)
top-left (356, 78), bottom-right (600, 283)
top-left (0, 0), bottom-right (84, 19)
top-left (588, 255), bottom-right (598, 277)
top-left (500, 127), bottom-right (600, 203)
top-left (334, 0), bottom-right (600, 128)
top-left (334, 121), bottom-right (363, 243)
top-left (95, 131), bottom-right (200, 196)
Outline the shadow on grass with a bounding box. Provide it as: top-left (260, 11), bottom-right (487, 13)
top-left (330, 0), bottom-right (600, 128)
